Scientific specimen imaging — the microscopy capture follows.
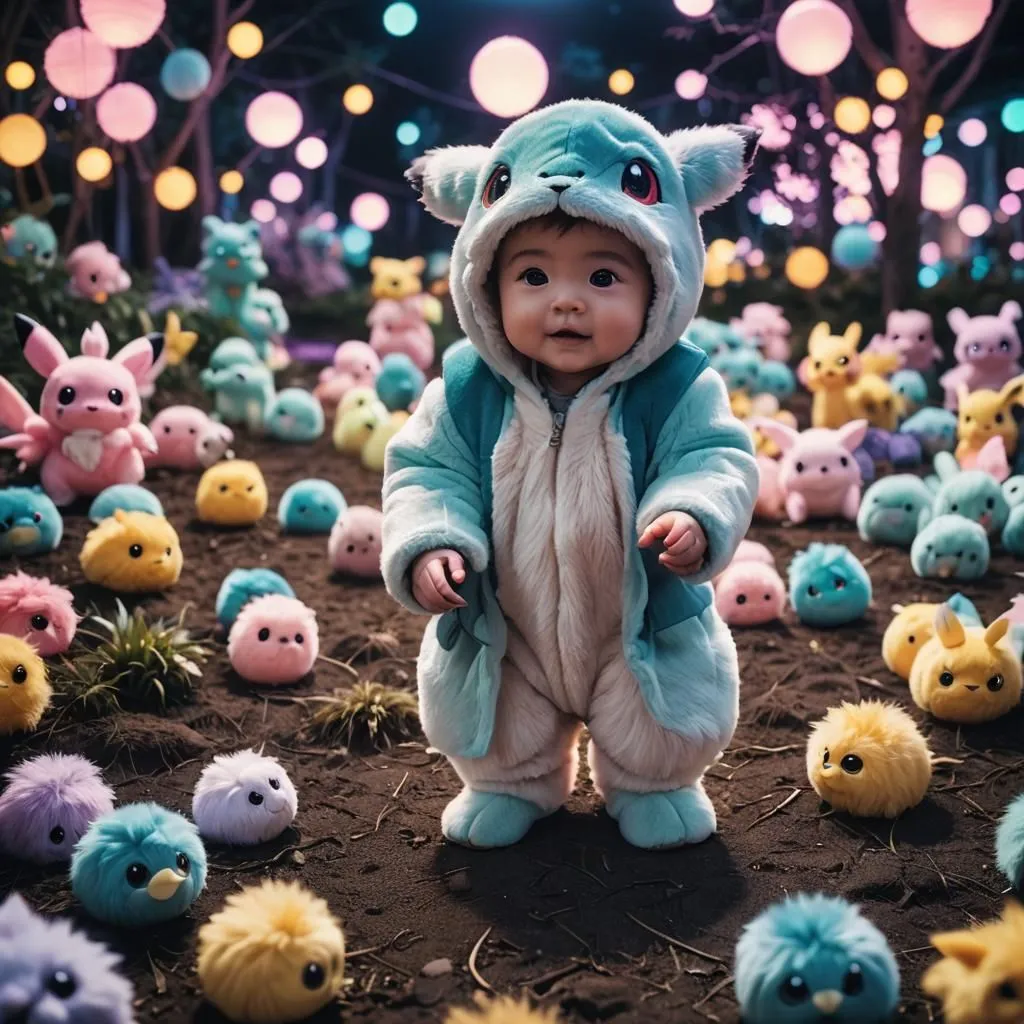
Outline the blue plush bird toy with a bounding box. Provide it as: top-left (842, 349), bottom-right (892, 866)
top-left (70, 802), bottom-right (207, 928)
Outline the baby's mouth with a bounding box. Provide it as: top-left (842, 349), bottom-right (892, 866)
top-left (548, 329), bottom-right (591, 341)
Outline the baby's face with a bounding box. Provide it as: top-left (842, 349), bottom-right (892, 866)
top-left (497, 220), bottom-right (651, 385)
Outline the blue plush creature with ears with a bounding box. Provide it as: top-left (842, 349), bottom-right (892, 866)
top-left (1003, 474), bottom-right (1024, 507)
top-left (889, 369), bottom-right (928, 415)
top-left (684, 317), bottom-right (747, 357)
top-left (734, 892), bottom-right (900, 1024)
top-left (910, 513), bottom-right (989, 580)
top-left (264, 388), bottom-right (324, 442)
top-left (215, 567), bottom-right (295, 630)
top-left (376, 352), bottom-right (426, 413)
top-left (278, 478), bottom-right (346, 534)
top-left (209, 337), bottom-right (261, 371)
top-left (857, 474), bottom-right (932, 547)
top-left (899, 407), bottom-right (957, 457)
top-left (0, 486), bottom-right (63, 558)
top-left (930, 450), bottom-right (1009, 536)
top-left (788, 544), bottom-right (871, 627)
top-left (754, 359), bottom-right (796, 401)
top-left (1001, 503), bottom-right (1024, 556)
top-left (710, 347), bottom-right (762, 393)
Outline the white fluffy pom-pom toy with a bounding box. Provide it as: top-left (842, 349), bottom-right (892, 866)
top-left (192, 750), bottom-right (298, 846)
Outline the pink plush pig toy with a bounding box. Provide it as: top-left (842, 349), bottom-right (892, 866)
top-left (65, 242), bottom-right (131, 304)
top-left (713, 542), bottom-right (786, 627)
top-left (227, 594), bottom-right (319, 686)
top-left (730, 302), bottom-right (791, 362)
top-left (0, 571), bottom-right (78, 656)
top-left (328, 505), bottom-right (383, 579)
top-left (750, 418), bottom-right (868, 524)
top-left (314, 341), bottom-right (382, 414)
top-left (367, 298), bottom-right (435, 371)
top-left (147, 406), bottom-right (234, 470)
top-left (940, 301), bottom-right (1023, 410)
top-left (0, 316), bottom-right (161, 505)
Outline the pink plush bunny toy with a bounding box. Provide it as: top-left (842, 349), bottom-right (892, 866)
top-left (0, 315), bottom-right (162, 505)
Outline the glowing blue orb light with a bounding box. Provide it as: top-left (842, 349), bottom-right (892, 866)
top-left (971, 255), bottom-right (991, 281)
top-left (1003, 98), bottom-right (1024, 133)
top-left (922, 134), bottom-right (942, 156)
top-left (831, 223), bottom-right (880, 270)
top-left (396, 120), bottom-right (421, 146)
top-left (341, 224), bottom-right (372, 255)
top-left (383, 2), bottom-right (417, 37)
top-left (918, 266), bottom-right (939, 288)
top-left (160, 49), bottom-right (212, 101)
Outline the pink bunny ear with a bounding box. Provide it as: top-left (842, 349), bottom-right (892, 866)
top-left (0, 376), bottom-right (34, 432)
top-left (112, 333), bottom-right (163, 384)
top-left (836, 418), bottom-right (868, 452)
top-left (947, 308), bottom-right (970, 334)
top-left (976, 435), bottom-right (1010, 482)
top-left (80, 321), bottom-right (110, 358)
top-left (750, 417), bottom-right (798, 452)
top-left (14, 314), bottom-right (69, 377)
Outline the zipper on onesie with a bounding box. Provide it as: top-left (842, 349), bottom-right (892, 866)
top-left (549, 410), bottom-right (565, 447)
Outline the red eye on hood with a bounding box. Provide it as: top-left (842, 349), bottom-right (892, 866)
top-left (621, 159), bottom-right (660, 205)
top-left (483, 165), bottom-right (511, 208)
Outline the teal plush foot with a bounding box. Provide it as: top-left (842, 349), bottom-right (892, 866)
top-left (605, 785), bottom-right (716, 849)
top-left (441, 789), bottom-right (547, 848)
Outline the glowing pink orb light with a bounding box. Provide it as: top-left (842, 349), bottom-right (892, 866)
top-left (80, 0), bottom-right (165, 49)
top-left (469, 36), bottom-right (548, 118)
top-left (316, 212), bottom-right (338, 231)
top-left (872, 104), bottom-right (895, 129)
top-left (674, 70), bottom-right (707, 100)
top-left (251, 199), bottom-right (276, 223)
top-left (1001, 193), bottom-right (1022, 216)
top-left (958, 204), bottom-right (991, 237)
top-left (96, 82), bottom-right (156, 142)
top-left (868, 221), bottom-right (886, 242)
top-left (1007, 168), bottom-right (1024, 192)
top-left (920, 241), bottom-right (941, 264)
top-left (44, 28), bottom-right (115, 99)
top-left (957, 117), bottom-right (987, 146)
top-left (776, 0), bottom-right (852, 77)
top-left (350, 192), bottom-right (390, 231)
top-left (1010, 241), bottom-right (1024, 261)
top-left (921, 154), bottom-right (967, 213)
top-left (295, 136), bottom-right (328, 169)
top-left (245, 91), bottom-right (303, 148)
top-left (906, 0), bottom-right (992, 49)
top-left (746, 248), bottom-right (765, 267)
top-left (269, 171), bottom-right (302, 203)
top-left (674, 0), bottom-right (714, 15)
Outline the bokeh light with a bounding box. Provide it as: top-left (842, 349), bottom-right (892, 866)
top-left (924, 113), bottom-right (944, 138)
top-left (920, 241), bottom-right (941, 264)
top-left (875, 67), bottom-right (908, 100)
top-left (707, 238), bottom-right (737, 264)
top-left (154, 166), bottom-right (196, 210)
top-left (906, 0), bottom-right (993, 49)
top-left (746, 248), bottom-right (765, 267)
top-left (469, 36), bottom-right (548, 117)
top-left (316, 212), bottom-right (337, 231)
top-left (5, 62), bottom-right (35, 90)
top-left (704, 262), bottom-right (728, 288)
top-left (1000, 193), bottom-right (1022, 216)
top-left (608, 69), bottom-right (634, 95)
top-left (867, 221), bottom-right (886, 242)
top-left (80, 0), bottom-right (166, 48)
top-left (919, 266), bottom-right (939, 288)
top-left (251, 198), bottom-right (276, 223)
top-left (921, 154), bottom-right (966, 213)
top-left (831, 223), bottom-right (879, 269)
top-left (785, 246), bottom-right (829, 289)
top-left (396, 121), bottom-right (421, 145)
top-left (958, 203), bottom-right (991, 237)
top-left (957, 118), bottom-right (987, 146)
top-left (341, 224), bottom-right (372, 255)
top-left (834, 96), bottom-right (870, 134)
top-left (0, 114), bottom-right (46, 167)
top-left (44, 28), bottom-right (116, 99)
top-left (219, 170), bottom-right (243, 194)
top-left (295, 136), bottom-right (328, 169)
top-left (96, 82), bottom-right (156, 142)
top-left (76, 146), bottom-right (112, 182)
top-left (269, 171), bottom-right (302, 203)
top-left (1010, 241), bottom-right (1024, 261)
top-left (674, 0), bottom-right (715, 13)
top-left (674, 70), bottom-right (707, 100)
top-left (1007, 167), bottom-right (1024, 191)
top-left (922, 134), bottom-right (943, 156)
top-left (383, 2), bottom-right (418, 36)
top-left (1003, 98), bottom-right (1024, 133)
top-left (227, 22), bottom-right (263, 59)
top-left (350, 192), bottom-right (391, 231)
top-left (343, 84), bottom-right (374, 115)
top-left (160, 48), bottom-right (211, 100)
top-left (246, 91), bottom-right (303, 148)
top-left (775, 0), bottom-right (852, 77)
top-left (872, 104), bottom-right (895, 129)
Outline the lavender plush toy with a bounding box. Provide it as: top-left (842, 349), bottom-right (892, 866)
top-left (939, 301), bottom-right (1023, 410)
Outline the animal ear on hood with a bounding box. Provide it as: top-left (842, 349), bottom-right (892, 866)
top-left (934, 603), bottom-right (966, 649)
top-left (405, 145), bottom-right (492, 226)
top-left (14, 314), bottom-right (69, 378)
top-left (929, 928), bottom-right (989, 969)
top-left (665, 124), bottom-right (761, 213)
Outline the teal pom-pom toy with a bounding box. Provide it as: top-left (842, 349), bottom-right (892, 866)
top-left (0, 486), bottom-right (63, 558)
top-left (710, 347), bottom-right (762, 393)
top-left (910, 513), bottom-right (989, 580)
top-left (930, 451), bottom-right (1009, 536)
top-left (996, 793), bottom-right (1024, 892)
top-left (89, 484), bottom-right (164, 523)
top-left (215, 568), bottom-right (295, 630)
top-left (788, 544), bottom-right (871, 627)
top-left (265, 388), bottom-right (324, 442)
top-left (278, 479), bottom-right (346, 534)
top-left (857, 475), bottom-right (932, 547)
top-left (890, 369), bottom-right (928, 415)
top-left (71, 802), bottom-right (207, 928)
top-left (375, 353), bottom-right (426, 413)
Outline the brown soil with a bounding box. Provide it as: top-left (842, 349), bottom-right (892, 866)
top-left (2, 393), bottom-right (1022, 1024)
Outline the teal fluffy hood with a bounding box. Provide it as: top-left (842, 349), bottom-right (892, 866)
top-left (407, 99), bottom-right (759, 396)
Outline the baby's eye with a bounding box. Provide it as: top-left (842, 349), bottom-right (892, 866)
top-left (521, 268), bottom-right (548, 286)
top-left (590, 269), bottom-right (617, 288)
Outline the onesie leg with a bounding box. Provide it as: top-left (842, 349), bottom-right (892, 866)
top-left (442, 655), bottom-right (581, 849)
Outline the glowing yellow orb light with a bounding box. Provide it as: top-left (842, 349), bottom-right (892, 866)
top-left (343, 84), bottom-right (374, 115)
top-left (924, 113), bottom-right (944, 138)
top-left (227, 21), bottom-right (263, 59)
top-left (219, 169), bottom-right (243, 194)
top-left (76, 146), bottom-right (112, 182)
top-left (785, 246), bottom-right (829, 289)
top-left (0, 114), bottom-right (47, 167)
top-left (469, 36), bottom-right (548, 118)
top-left (704, 261), bottom-right (729, 288)
top-left (834, 96), bottom-right (871, 134)
top-left (728, 261), bottom-right (746, 283)
top-left (876, 67), bottom-right (908, 100)
top-left (608, 69), bottom-right (634, 95)
top-left (5, 61), bottom-right (35, 90)
top-left (707, 238), bottom-right (737, 264)
top-left (154, 166), bottom-right (197, 210)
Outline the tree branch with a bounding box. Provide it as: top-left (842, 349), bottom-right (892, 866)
top-left (938, 0), bottom-right (1014, 114)
top-left (835, 0), bottom-right (890, 76)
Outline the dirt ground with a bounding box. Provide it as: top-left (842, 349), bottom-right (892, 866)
top-left (1, 382), bottom-right (1023, 1024)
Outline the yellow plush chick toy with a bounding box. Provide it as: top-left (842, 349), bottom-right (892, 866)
top-left (333, 396), bottom-right (389, 455)
top-left (909, 604), bottom-right (1023, 724)
top-left (955, 376), bottom-right (1024, 465)
top-left (844, 373), bottom-right (902, 431)
top-left (922, 901), bottom-right (1024, 1024)
top-left (361, 411), bottom-right (410, 471)
top-left (197, 879), bottom-right (346, 1024)
top-left (882, 602), bottom-right (942, 680)
top-left (446, 994), bottom-right (563, 1024)
top-left (196, 460), bottom-right (268, 526)
top-left (806, 700), bottom-right (931, 818)
top-left (0, 636), bottom-right (51, 735)
top-left (80, 510), bottom-right (183, 592)
top-left (369, 255), bottom-right (425, 300)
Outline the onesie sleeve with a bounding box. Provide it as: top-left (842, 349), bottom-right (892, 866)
top-left (635, 366), bottom-right (758, 585)
top-left (381, 376), bottom-right (490, 614)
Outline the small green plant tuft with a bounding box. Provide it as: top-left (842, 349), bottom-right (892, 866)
top-left (307, 681), bottom-right (420, 750)
top-left (52, 601), bottom-right (210, 717)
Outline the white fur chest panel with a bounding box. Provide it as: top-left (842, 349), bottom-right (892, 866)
top-left (491, 391), bottom-right (629, 718)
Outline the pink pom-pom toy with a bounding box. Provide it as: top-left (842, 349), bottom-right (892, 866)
top-left (227, 594), bottom-right (319, 685)
top-left (714, 544), bottom-right (786, 626)
top-left (328, 505), bottom-right (383, 579)
top-left (0, 570), bottom-right (78, 656)
top-left (147, 405), bottom-right (234, 470)
top-left (313, 341), bottom-right (382, 413)
top-left (0, 753), bottom-right (115, 863)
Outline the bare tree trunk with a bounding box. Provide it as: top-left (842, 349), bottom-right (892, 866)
top-left (195, 106), bottom-right (217, 218)
top-left (114, 162), bottom-right (132, 263)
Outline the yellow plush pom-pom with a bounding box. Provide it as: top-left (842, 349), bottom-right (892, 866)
top-left (446, 995), bottom-right (563, 1024)
top-left (196, 460), bottom-right (268, 526)
top-left (0, 635), bottom-right (51, 735)
top-left (80, 510), bottom-right (183, 593)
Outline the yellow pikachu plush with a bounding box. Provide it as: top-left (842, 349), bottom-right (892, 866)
top-left (369, 256), bottom-right (426, 300)
top-left (883, 602), bottom-right (941, 680)
top-left (361, 411), bottom-right (410, 471)
top-left (955, 375), bottom-right (1024, 466)
top-left (845, 373), bottom-right (903, 431)
top-left (797, 321), bottom-right (863, 429)
top-left (908, 604), bottom-right (1022, 723)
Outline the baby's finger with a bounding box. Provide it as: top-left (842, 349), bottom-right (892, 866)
top-left (639, 516), bottom-right (670, 546)
top-left (428, 563), bottom-right (467, 607)
top-left (444, 553), bottom-right (466, 581)
top-left (660, 552), bottom-right (702, 575)
top-left (665, 530), bottom-right (699, 556)
top-left (420, 576), bottom-right (456, 613)
top-left (661, 516), bottom-right (691, 549)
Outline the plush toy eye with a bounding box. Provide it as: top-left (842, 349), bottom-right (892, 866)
top-left (843, 964), bottom-right (865, 995)
top-left (964, 415), bottom-right (972, 423)
top-left (1000, 340), bottom-right (1011, 352)
top-left (837, 356), bottom-right (849, 366)
top-left (49, 825), bottom-right (65, 844)
top-left (621, 159), bottom-right (660, 204)
top-left (482, 165), bottom-right (511, 207)
top-left (904, 504), bottom-right (914, 512)
top-left (248, 791), bottom-right (264, 805)
top-left (841, 753), bottom-right (863, 774)
top-left (108, 388), bottom-right (123, 406)
top-left (58, 386), bottom-right (76, 405)
top-left (822, 748), bottom-right (830, 765)
top-left (833, 577), bottom-right (846, 589)
top-left (269, 777), bottom-right (281, 790)
top-left (736, 594), bottom-right (747, 605)
top-left (939, 671), bottom-right (955, 687)
top-left (807, 585), bottom-right (819, 597)
top-left (998, 980), bottom-right (1019, 1000)
top-left (165, 547), bottom-right (172, 556)
top-left (302, 963), bottom-right (326, 990)
top-left (839, 456), bottom-right (848, 467)
top-left (11, 665), bottom-right (27, 684)
top-left (125, 863), bottom-right (149, 887)
top-left (30, 614), bottom-right (48, 630)
top-left (46, 970), bottom-right (77, 999)
top-left (814, 360), bottom-right (822, 370)
top-left (951, 503), bottom-right (959, 512)
top-left (795, 461), bottom-right (805, 473)
top-left (988, 674), bottom-right (1004, 691)
top-left (219, 484), bottom-right (229, 493)
top-left (347, 543), bottom-right (355, 553)
top-left (129, 544), bottom-right (143, 558)
top-left (779, 976), bottom-right (809, 1004)
top-left (176, 852), bottom-right (190, 874)
top-left (32, 512), bottom-right (42, 523)
top-left (258, 627), bottom-right (270, 641)
top-left (908, 635), bottom-right (916, 643)
top-left (996, 412), bottom-right (1005, 423)
top-left (986, 497), bottom-right (995, 509)
top-left (163, 425), bottom-right (172, 434)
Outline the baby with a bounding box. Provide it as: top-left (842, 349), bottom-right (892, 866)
top-left (382, 99), bottom-right (760, 850)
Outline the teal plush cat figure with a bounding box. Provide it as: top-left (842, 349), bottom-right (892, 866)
top-left (198, 217), bottom-right (269, 321)
top-left (381, 100), bottom-right (759, 850)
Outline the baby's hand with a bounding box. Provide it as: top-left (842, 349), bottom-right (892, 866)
top-left (412, 548), bottom-right (468, 613)
top-left (638, 512), bottom-right (707, 577)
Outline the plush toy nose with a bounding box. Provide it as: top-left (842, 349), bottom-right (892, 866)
top-left (812, 990), bottom-right (843, 1015)
top-left (147, 867), bottom-right (185, 901)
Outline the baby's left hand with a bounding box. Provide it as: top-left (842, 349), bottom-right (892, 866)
top-left (638, 512), bottom-right (707, 577)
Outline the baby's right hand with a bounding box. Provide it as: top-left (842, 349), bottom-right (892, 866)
top-left (412, 549), bottom-right (468, 613)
